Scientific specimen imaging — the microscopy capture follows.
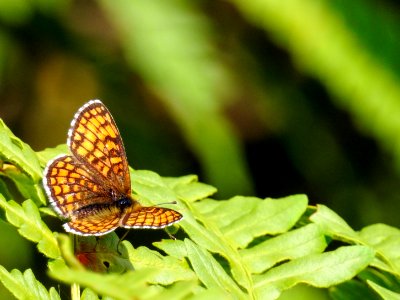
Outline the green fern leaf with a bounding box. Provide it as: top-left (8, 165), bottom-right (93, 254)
top-left (131, 170), bottom-right (179, 205)
top-left (0, 120), bottom-right (45, 205)
top-left (80, 288), bottom-right (100, 300)
top-left (0, 266), bottom-right (60, 300)
top-left (253, 245), bottom-right (374, 299)
top-left (0, 120), bottom-right (42, 181)
top-left (359, 224), bottom-right (400, 275)
top-left (48, 259), bottom-right (196, 300)
top-left (368, 280), bottom-right (400, 300)
top-left (81, 288), bottom-right (99, 300)
top-left (0, 195), bottom-right (59, 259)
top-left (181, 194), bottom-right (308, 291)
top-left (310, 204), bottom-right (361, 243)
top-left (123, 241), bottom-right (196, 284)
top-left (184, 238), bottom-right (246, 298)
top-left (240, 223), bottom-right (327, 273)
top-left (167, 175), bottom-right (217, 202)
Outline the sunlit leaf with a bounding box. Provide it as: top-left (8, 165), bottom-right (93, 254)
top-left (0, 267), bottom-right (60, 300)
top-left (0, 120), bottom-right (41, 181)
top-left (310, 204), bottom-right (361, 243)
top-left (368, 280), bottom-right (400, 300)
top-left (0, 120), bottom-right (45, 205)
top-left (184, 239), bottom-right (245, 298)
top-left (48, 259), bottom-right (195, 300)
top-left (359, 224), bottom-right (400, 274)
top-left (240, 223), bottom-right (327, 273)
top-left (254, 246), bottom-right (375, 299)
top-left (123, 241), bottom-right (195, 284)
top-left (0, 195), bottom-right (59, 259)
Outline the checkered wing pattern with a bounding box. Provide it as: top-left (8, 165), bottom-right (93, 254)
top-left (43, 155), bottom-right (111, 217)
top-left (122, 206), bottom-right (183, 229)
top-left (68, 100), bottom-right (131, 196)
top-left (64, 206), bottom-right (122, 236)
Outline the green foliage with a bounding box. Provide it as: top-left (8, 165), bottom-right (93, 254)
top-left (0, 118), bottom-right (399, 299)
top-left (99, 0), bottom-right (253, 197)
top-left (0, 267), bottom-right (60, 300)
top-left (0, 196), bottom-right (59, 259)
top-left (0, 120), bottom-right (46, 206)
top-left (232, 0), bottom-right (400, 172)
top-left (368, 281), bottom-right (400, 300)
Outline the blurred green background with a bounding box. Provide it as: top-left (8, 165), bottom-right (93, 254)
top-left (0, 0), bottom-right (399, 298)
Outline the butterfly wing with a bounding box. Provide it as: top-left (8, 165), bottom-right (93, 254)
top-left (64, 205), bottom-right (122, 236)
top-left (67, 99), bottom-right (131, 196)
top-left (121, 205), bottom-right (183, 229)
top-left (43, 154), bottom-right (114, 218)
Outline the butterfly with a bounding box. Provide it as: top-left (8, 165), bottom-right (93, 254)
top-left (43, 100), bottom-right (182, 236)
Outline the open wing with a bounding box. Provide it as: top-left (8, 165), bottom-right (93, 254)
top-left (121, 205), bottom-right (183, 229)
top-left (67, 99), bottom-right (131, 196)
top-left (64, 205), bottom-right (121, 236)
top-left (43, 154), bottom-right (111, 217)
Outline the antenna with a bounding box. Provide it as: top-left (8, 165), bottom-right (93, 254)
top-left (157, 201), bottom-right (177, 206)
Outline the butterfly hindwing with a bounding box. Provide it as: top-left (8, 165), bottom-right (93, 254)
top-left (122, 205), bottom-right (182, 229)
top-left (64, 204), bottom-right (121, 236)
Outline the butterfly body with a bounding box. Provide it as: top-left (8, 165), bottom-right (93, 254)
top-left (43, 100), bottom-right (182, 236)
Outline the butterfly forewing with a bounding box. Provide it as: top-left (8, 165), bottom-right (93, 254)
top-left (68, 100), bottom-right (131, 195)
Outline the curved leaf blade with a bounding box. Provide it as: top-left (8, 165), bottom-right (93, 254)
top-left (254, 245), bottom-right (375, 299)
top-left (0, 266), bottom-right (60, 300)
top-left (240, 223), bottom-right (327, 273)
top-left (184, 239), bottom-right (246, 299)
top-left (0, 196), bottom-right (59, 259)
top-left (0, 119), bottom-right (42, 181)
top-left (368, 280), bottom-right (400, 300)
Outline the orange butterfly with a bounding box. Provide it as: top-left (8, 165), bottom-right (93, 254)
top-left (43, 100), bottom-right (182, 236)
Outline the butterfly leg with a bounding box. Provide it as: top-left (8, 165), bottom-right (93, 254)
top-left (117, 230), bottom-right (129, 255)
top-left (165, 229), bottom-right (177, 240)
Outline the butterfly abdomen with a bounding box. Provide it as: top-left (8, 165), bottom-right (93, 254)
top-left (74, 203), bottom-right (110, 218)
